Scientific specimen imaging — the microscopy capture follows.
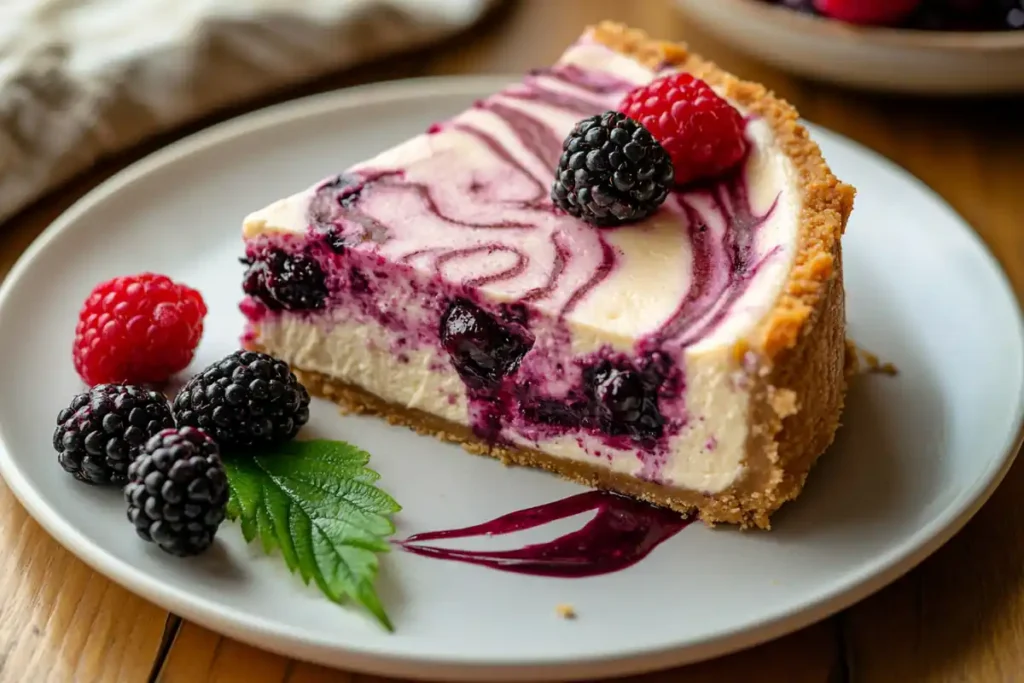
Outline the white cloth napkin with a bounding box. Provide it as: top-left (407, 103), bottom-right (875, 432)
top-left (0, 0), bottom-right (497, 224)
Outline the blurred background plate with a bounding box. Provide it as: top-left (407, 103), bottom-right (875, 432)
top-left (675, 0), bottom-right (1024, 94)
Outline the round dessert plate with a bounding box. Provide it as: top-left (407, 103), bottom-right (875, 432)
top-left (0, 77), bottom-right (1021, 681)
top-left (675, 0), bottom-right (1024, 94)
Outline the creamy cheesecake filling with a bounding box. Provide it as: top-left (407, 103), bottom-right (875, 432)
top-left (256, 313), bottom-right (752, 492)
top-left (240, 38), bottom-right (800, 494)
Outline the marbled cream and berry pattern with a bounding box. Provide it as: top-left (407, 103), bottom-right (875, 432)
top-left (241, 41), bottom-right (799, 494)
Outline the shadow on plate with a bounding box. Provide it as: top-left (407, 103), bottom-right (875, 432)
top-left (191, 539), bottom-right (248, 581)
top-left (767, 294), bottom-right (948, 538)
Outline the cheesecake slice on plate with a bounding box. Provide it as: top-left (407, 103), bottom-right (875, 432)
top-left (239, 22), bottom-right (855, 528)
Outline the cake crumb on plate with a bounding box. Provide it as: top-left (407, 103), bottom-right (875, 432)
top-left (846, 340), bottom-right (899, 377)
top-left (556, 604), bottom-right (577, 620)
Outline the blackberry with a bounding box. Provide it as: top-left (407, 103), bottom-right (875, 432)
top-left (242, 247), bottom-right (327, 312)
top-left (54, 384), bottom-right (174, 486)
top-left (551, 111), bottom-right (674, 227)
top-left (999, 0), bottom-right (1024, 29)
top-left (172, 350), bottom-right (310, 449)
top-left (125, 427), bottom-right (228, 557)
top-left (440, 299), bottom-right (533, 390)
top-left (584, 359), bottom-right (666, 442)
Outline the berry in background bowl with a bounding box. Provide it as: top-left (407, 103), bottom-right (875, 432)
top-left (776, 0), bottom-right (1024, 30)
top-left (674, 0), bottom-right (1024, 94)
top-left (809, 0), bottom-right (925, 26)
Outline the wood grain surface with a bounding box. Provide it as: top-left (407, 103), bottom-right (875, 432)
top-left (1, 1), bottom-right (1022, 681)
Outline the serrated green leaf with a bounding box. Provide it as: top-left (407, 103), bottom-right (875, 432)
top-left (225, 496), bottom-right (241, 521)
top-left (263, 487), bottom-right (300, 575)
top-left (225, 458), bottom-right (264, 543)
top-left (255, 498), bottom-right (276, 554)
top-left (224, 439), bottom-right (400, 631)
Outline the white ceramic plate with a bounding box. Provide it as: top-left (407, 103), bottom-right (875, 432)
top-left (675, 0), bottom-right (1024, 95)
top-left (0, 77), bottom-right (1021, 681)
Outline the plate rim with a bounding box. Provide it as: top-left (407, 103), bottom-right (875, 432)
top-left (0, 75), bottom-right (1022, 680)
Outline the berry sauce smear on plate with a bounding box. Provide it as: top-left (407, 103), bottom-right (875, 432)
top-left (396, 490), bottom-right (694, 577)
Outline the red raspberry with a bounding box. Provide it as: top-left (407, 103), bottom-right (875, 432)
top-left (813, 0), bottom-right (921, 25)
top-left (73, 274), bottom-right (207, 386)
top-left (618, 73), bottom-right (748, 186)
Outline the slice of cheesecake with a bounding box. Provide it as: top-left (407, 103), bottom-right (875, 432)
top-left (239, 22), bottom-right (855, 528)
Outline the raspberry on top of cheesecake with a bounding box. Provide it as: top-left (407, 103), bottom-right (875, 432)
top-left (239, 22), bottom-right (855, 528)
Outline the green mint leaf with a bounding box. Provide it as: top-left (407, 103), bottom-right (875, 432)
top-left (224, 439), bottom-right (401, 631)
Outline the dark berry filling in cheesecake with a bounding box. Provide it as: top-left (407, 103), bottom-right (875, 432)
top-left (517, 354), bottom-right (675, 447)
top-left (242, 247), bottom-right (328, 312)
top-left (241, 233), bottom-right (682, 450)
top-left (586, 356), bottom-right (670, 442)
top-left (440, 299), bottom-right (534, 391)
top-left (435, 298), bottom-right (672, 446)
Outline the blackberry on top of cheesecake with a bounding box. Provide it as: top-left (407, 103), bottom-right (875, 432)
top-left (239, 22), bottom-right (855, 528)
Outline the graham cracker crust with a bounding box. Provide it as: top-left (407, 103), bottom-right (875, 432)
top-left (289, 364), bottom-right (788, 528)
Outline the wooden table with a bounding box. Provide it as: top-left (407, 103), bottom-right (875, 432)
top-left (2, 1), bottom-right (1022, 681)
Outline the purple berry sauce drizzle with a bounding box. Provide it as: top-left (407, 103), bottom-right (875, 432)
top-left (395, 490), bottom-right (694, 578)
top-left (240, 49), bottom-right (782, 484)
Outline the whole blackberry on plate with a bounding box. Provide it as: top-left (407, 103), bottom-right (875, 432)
top-left (54, 384), bottom-right (174, 485)
top-left (172, 350), bottom-right (310, 450)
top-left (125, 427), bottom-right (228, 557)
top-left (551, 111), bottom-right (674, 227)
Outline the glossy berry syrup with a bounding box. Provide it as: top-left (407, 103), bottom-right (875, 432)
top-left (396, 491), bottom-right (693, 577)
